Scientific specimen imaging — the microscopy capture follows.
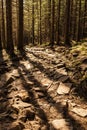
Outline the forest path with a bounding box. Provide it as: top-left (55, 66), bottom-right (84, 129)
top-left (0, 46), bottom-right (87, 130)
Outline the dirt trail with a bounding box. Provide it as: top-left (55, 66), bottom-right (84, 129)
top-left (0, 46), bottom-right (87, 130)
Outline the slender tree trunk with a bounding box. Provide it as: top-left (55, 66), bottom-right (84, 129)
top-left (6, 0), bottom-right (14, 53)
top-left (17, 0), bottom-right (24, 50)
top-left (27, 3), bottom-right (30, 43)
top-left (0, 22), bottom-right (1, 48)
top-left (73, 0), bottom-right (78, 40)
top-left (15, 0), bottom-right (18, 46)
top-left (64, 0), bottom-right (71, 46)
top-left (0, 0), bottom-right (2, 50)
top-left (50, 0), bottom-right (55, 47)
top-left (39, 0), bottom-right (42, 44)
top-left (48, 0), bottom-right (51, 44)
top-left (70, 0), bottom-right (73, 39)
top-left (83, 0), bottom-right (87, 37)
top-left (0, 26), bottom-right (1, 50)
top-left (76, 0), bottom-right (81, 41)
top-left (1, 0), bottom-right (6, 48)
top-left (57, 0), bottom-right (61, 45)
top-left (32, 0), bottom-right (35, 45)
top-left (37, 0), bottom-right (39, 45)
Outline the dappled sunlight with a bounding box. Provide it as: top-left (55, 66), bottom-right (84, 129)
top-left (0, 0), bottom-right (87, 129)
top-left (0, 46), bottom-right (87, 129)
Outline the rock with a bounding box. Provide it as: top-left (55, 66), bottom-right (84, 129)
top-left (19, 108), bottom-right (35, 122)
top-left (58, 76), bottom-right (69, 82)
top-left (0, 81), bottom-right (4, 88)
top-left (6, 77), bottom-right (15, 86)
top-left (71, 40), bottom-right (77, 45)
top-left (57, 82), bottom-right (72, 95)
top-left (30, 123), bottom-right (40, 130)
top-left (6, 106), bottom-right (19, 120)
top-left (80, 63), bottom-right (87, 71)
top-left (26, 109), bottom-right (35, 121)
top-left (73, 52), bottom-right (78, 57)
top-left (11, 69), bottom-right (20, 77)
top-left (16, 90), bottom-right (30, 102)
top-left (19, 116), bottom-right (26, 122)
top-left (71, 107), bottom-right (87, 117)
top-left (41, 125), bottom-right (48, 130)
top-left (50, 119), bottom-right (71, 130)
top-left (8, 121), bottom-right (25, 130)
top-left (38, 93), bottom-right (45, 98)
top-left (56, 63), bottom-right (65, 68)
top-left (20, 61), bottom-right (31, 70)
top-left (56, 68), bottom-right (67, 76)
top-left (9, 105), bottom-right (19, 114)
top-left (9, 113), bottom-right (18, 120)
top-left (41, 78), bottom-right (52, 86)
top-left (0, 112), bottom-right (8, 121)
top-left (0, 102), bottom-right (8, 113)
top-left (12, 101), bottom-right (31, 111)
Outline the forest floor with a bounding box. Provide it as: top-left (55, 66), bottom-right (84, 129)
top-left (0, 43), bottom-right (87, 130)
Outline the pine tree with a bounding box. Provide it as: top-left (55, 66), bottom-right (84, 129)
top-left (1, 0), bottom-right (6, 48)
top-left (64, 0), bottom-right (71, 46)
top-left (6, 0), bottom-right (14, 53)
top-left (17, 0), bottom-right (24, 50)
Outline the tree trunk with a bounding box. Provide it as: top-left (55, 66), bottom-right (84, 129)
top-left (39, 0), bottom-right (42, 44)
top-left (0, 0), bottom-right (2, 50)
top-left (32, 0), bottom-right (35, 45)
top-left (0, 26), bottom-right (1, 50)
top-left (50, 0), bottom-right (55, 47)
top-left (83, 0), bottom-right (87, 37)
top-left (64, 0), bottom-right (71, 46)
top-left (70, 0), bottom-right (73, 39)
top-left (48, 0), bottom-right (51, 44)
top-left (1, 0), bottom-right (6, 48)
top-left (17, 0), bottom-right (24, 50)
top-left (73, 0), bottom-right (78, 40)
top-left (57, 0), bottom-right (61, 45)
top-left (37, 0), bottom-right (39, 45)
top-left (6, 0), bottom-right (14, 53)
top-left (76, 0), bottom-right (81, 41)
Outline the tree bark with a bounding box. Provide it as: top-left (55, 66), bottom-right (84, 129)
top-left (76, 0), bottom-right (81, 41)
top-left (32, 0), bottom-right (35, 45)
top-left (1, 0), bottom-right (6, 48)
top-left (48, 0), bottom-right (51, 44)
top-left (17, 0), bottom-right (24, 50)
top-left (57, 0), bottom-right (61, 45)
top-left (0, 0), bottom-right (2, 50)
top-left (39, 0), bottom-right (42, 44)
top-left (50, 0), bottom-right (55, 47)
top-left (64, 0), bottom-right (71, 46)
top-left (6, 0), bottom-right (14, 53)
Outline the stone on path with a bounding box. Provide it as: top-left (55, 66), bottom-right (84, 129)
top-left (8, 121), bottom-right (25, 130)
top-left (58, 75), bottom-right (69, 82)
top-left (6, 77), bottom-right (15, 86)
top-left (23, 62), bottom-right (31, 70)
top-left (12, 101), bottom-right (31, 110)
top-left (16, 90), bottom-right (30, 102)
top-left (55, 63), bottom-right (65, 68)
top-left (19, 108), bottom-right (35, 122)
top-left (51, 119), bottom-right (72, 130)
top-left (56, 68), bottom-right (67, 76)
top-left (57, 82), bottom-right (72, 95)
top-left (41, 78), bottom-right (52, 86)
top-left (71, 107), bottom-right (87, 117)
top-left (11, 69), bottom-right (20, 77)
